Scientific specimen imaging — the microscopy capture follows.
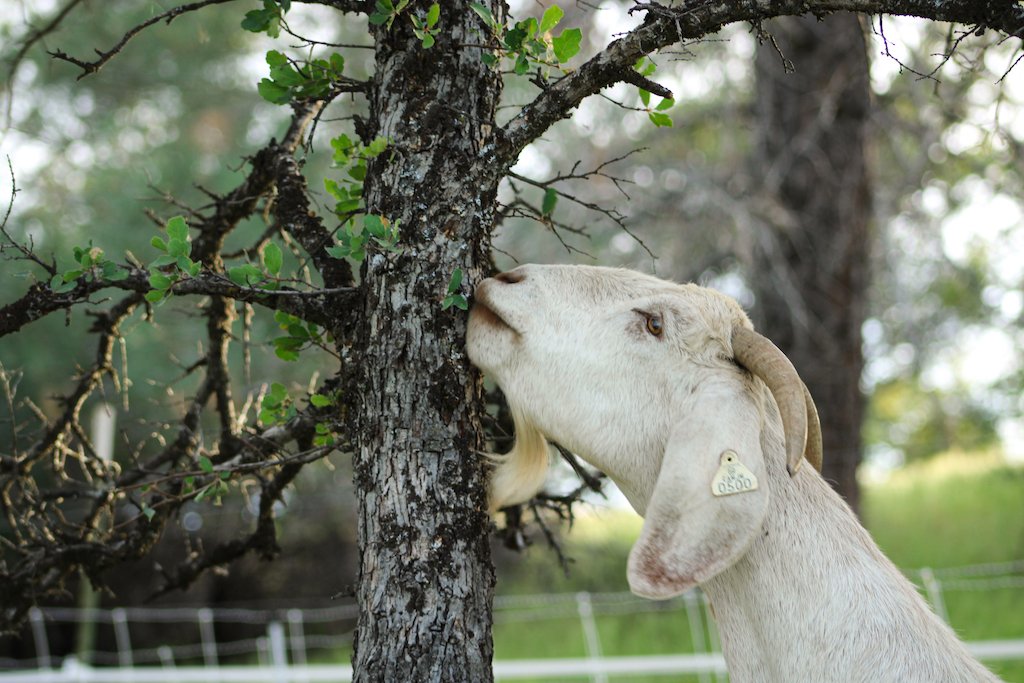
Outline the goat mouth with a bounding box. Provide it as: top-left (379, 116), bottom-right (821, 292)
top-left (470, 298), bottom-right (517, 334)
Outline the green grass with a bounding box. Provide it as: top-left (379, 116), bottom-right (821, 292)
top-left (492, 452), bottom-right (1024, 682)
top-left (863, 452), bottom-right (1024, 682)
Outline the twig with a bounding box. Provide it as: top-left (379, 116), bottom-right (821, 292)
top-left (49, 0), bottom-right (238, 79)
top-left (2, 0), bottom-right (87, 124)
top-left (0, 158), bottom-right (55, 275)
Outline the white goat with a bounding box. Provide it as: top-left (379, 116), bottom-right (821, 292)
top-left (466, 264), bottom-right (1002, 683)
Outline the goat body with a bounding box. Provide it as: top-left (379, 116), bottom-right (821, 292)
top-left (466, 264), bottom-right (1002, 683)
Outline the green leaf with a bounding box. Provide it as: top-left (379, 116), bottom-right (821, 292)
top-left (266, 50), bottom-right (288, 67)
top-left (150, 254), bottom-right (178, 268)
top-left (505, 24), bottom-right (528, 51)
top-left (61, 269), bottom-right (83, 283)
top-left (151, 236), bottom-right (168, 252)
top-left (539, 5), bottom-right (563, 33)
top-left (167, 238), bottom-right (191, 258)
top-left (514, 53), bottom-right (529, 75)
top-left (347, 164), bottom-right (367, 182)
top-left (176, 256), bottom-right (193, 273)
top-left (656, 97), bottom-right (675, 111)
top-left (365, 137), bottom-right (389, 157)
top-left (141, 505), bottom-right (156, 521)
top-left (258, 79), bottom-right (292, 105)
top-left (363, 214), bottom-right (385, 238)
top-left (310, 393), bottom-right (332, 407)
top-left (648, 111), bottom-right (673, 127)
top-left (481, 53), bottom-right (498, 66)
top-left (166, 216), bottom-right (189, 242)
top-left (542, 187), bottom-right (558, 217)
top-left (639, 88), bottom-right (650, 107)
top-left (229, 264), bottom-right (263, 287)
top-left (442, 293), bottom-right (468, 311)
top-left (144, 290), bottom-right (166, 303)
top-left (448, 268), bottom-right (463, 294)
top-left (149, 273), bottom-right (173, 290)
top-left (426, 2), bottom-right (440, 27)
top-left (521, 17), bottom-right (539, 38)
top-left (275, 347), bottom-right (300, 362)
top-left (326, 245), bottom-right (349, 259)
top-left (50, 275), bottom-right (77, 294)
top-left (103, 262), bottom-right (130, 281)
top-left (263, 242), bottom-right (283, 275)
top-left (241, 9), bottom-right (272, 33)
top-left (551, 28), bottom-right (582, 63)
top-left (270, 63), bottom-right (305, 87)
top-left (421, 33), bottom-right (435, 49)
top-left (330, 53), bottom-right (345, 74)
top-left (469, 2), bottom-right (497, 28)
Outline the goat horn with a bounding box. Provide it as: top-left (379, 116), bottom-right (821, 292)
top-left (802, 381), bottom-right (823, 473)
top-left (731, 327), bottom-right (822, 476)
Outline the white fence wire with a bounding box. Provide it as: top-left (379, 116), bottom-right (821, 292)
top-left (1, 559), bottom-right (1022, 681)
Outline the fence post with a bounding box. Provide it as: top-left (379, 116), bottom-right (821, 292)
top-left (111, 608), bottom-right (133, 668)
top-left (75, 405), bottom-right (116, 665)
top-left (269, 621), bottom-right (288, 683)
top-left (920, 567), bottom-right (949, 622)
top-left (701, 592), bottom-right (727, 683)
top-left (575, 592), bottom-right (607, 683)
top-left (28, 608), bottom-right (52, 670)
top-left (683, 591), bottom-right (711, 683)
top-left (157, 645), bottom-right (176, 669)
top-left (287, 608), bottom-right (308, 666)
top-left (198, 607), bottom-right (219, 667)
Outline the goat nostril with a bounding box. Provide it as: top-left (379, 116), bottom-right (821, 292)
top-left (494, 270), bottom-right (525, 284)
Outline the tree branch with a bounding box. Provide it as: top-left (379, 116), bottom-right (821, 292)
top-left (478, 0), bottom-right (1024, 180)
top-left (2, 0), bottom-right (88, 124)
top-left (294, 0), bottom-right (373, 13)
top-left (0, 269), bottom-right (352, 338)
top-left (48, 0), bottom-right (239, 79)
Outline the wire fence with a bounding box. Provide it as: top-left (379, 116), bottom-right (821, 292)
top-left (1, 559), bottom-right (1023, 681)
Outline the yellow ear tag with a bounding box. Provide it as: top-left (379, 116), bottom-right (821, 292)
top-left (711, 450), bottom-right (759, 497)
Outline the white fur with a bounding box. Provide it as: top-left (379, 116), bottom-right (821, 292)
top-left (466, 264), bottom-right (1002, 683)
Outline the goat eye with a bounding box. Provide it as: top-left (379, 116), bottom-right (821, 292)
top-left (645, 316), bottom-right (663, 337)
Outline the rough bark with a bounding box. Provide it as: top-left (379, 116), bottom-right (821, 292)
top-left (750, 13), bottom-right (872, 513)
top-left (347, 1), bottom-right (505, 680)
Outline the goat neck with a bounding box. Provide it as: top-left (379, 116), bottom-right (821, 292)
top-left (702, 402), bottom-right (1001, 683)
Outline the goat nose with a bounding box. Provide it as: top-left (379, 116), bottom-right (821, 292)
top-left (494, 269), bottom-right (526, 284)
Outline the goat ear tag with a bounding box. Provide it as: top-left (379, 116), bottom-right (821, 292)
top-left (711, 450), bottom-right (759, 497)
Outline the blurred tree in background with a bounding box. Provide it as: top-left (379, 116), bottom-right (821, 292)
top-left (2, 0), bottom-right (1024, 680)
top-left (749, 14), bottom-right (872, 512)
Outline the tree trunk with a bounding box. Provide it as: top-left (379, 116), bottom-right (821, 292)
top-left (751, 14), bottom-right (872, 513)
top-left (347, 2), bottom-right (504, 681)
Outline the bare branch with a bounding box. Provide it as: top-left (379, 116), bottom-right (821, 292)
top-left (0, 158), bottom-right (55, 275)
top-left (48, 0), bottom-right (239, 79)
top-left (478, 0), bottom-right (1024, 180)
top-left (294, 0), bottom-right (372, 12)
top-left (2, 0), bottom-right (87, 124)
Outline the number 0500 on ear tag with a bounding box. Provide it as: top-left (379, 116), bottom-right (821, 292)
top-left (711, 450), bottom-right (759, 497)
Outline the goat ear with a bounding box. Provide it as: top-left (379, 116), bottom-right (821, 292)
top-left (626, 379), bottom-right (768, 599)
